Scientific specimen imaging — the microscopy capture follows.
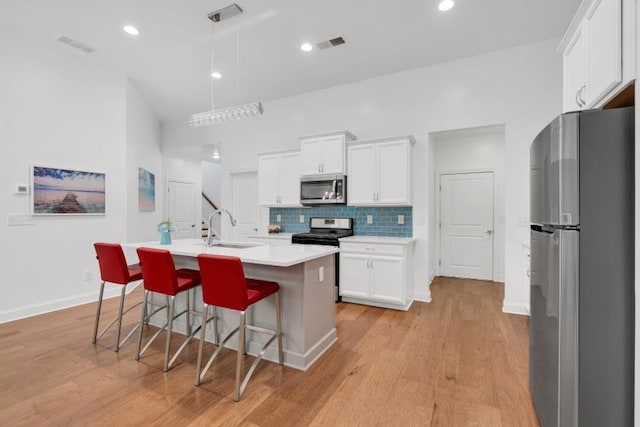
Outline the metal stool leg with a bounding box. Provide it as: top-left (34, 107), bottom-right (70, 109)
top-left (92, 281), bottom-right (106, 344)
top-left (234, 311), bottom-right (246, 402)
top-left (195, 304), bottom-right (209, 386)
top-left (136, 290), bottom-right (149, 361)
top-left (275, 291), bottom-right (283, 365)
top-left (114, 286), bottom-right (127, 352)
top-left (163, 296), bottom-right (175, 372)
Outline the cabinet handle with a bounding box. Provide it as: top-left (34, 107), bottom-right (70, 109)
top-left (366, 258), bottom-right (371, 268)
top-left (575, 89), bottom-right (581, 107)
top-left (370, 258), bottom-right (373, 269)
top-left (576, 84), bottom-right (587, 107)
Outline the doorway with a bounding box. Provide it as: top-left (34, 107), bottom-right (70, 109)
top-left (166, 179), bottom-right (197, 239)
top-left (439, 171), bottom-right (494, 280)
top-left (230, 171), bottom-right (259, 241)
top-left (430, 124), bottom-right (505, 283)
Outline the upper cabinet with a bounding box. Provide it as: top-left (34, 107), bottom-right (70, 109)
top-left (258, 150), bottom-right (302, 207)
top-left (561, 0), bottom-right (635, 112)
top-left (347, 136), bottom-right (415, 206)
top-left (300, 131), bottom-right (356, 175)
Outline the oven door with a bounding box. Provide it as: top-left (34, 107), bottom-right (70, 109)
top-left (300, 175), bottom-right (346, 205)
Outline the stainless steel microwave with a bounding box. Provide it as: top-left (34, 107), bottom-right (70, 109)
top-left (300, 174), bottom-right (346, 205)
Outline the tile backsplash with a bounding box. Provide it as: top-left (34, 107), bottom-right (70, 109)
top-left (269, 206), bottom-right (412, 237)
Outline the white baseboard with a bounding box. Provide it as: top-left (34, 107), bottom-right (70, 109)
top-left (502, 300), bottom-right (529, 316)
top-left (414, 290), bottom-right (432, 303)
top-left (0, 281), bottom-right (142, 324)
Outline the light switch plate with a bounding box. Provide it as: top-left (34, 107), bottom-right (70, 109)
top-left (276, 214), bottom-right (281, 223)
top-left (398, 215), bottom-right (404, 225)
top-left (319, 266), bottom-right (324, 282)
top-left (367, 215), bottom-right (373, 224)
top-left (299, 215), bottom-right (305, 223)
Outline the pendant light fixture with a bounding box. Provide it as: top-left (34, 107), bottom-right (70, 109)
top-left (189, 3), bottom-right (264, 127)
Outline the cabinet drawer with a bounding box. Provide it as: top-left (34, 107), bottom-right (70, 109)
top-left (340, 242), bottom-right (404, 256)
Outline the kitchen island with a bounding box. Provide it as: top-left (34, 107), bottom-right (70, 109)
top-left (123, 238), bottom-right (338, 371)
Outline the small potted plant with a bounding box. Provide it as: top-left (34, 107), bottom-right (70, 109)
top-left (157, 220), bottom-right (177, 245)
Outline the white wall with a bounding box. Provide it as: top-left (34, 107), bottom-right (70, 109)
top-left (162, 38), bottom-right (563, 312)
top-left (0, 31), bottom-right (128, 321)
top-left (431, 125), bottom-right (506, 282)
top-left (126, 80), bottom-right (163, 243)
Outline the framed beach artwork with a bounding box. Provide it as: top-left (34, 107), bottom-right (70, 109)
top-left (31, 166), bottom-right (106, 215)
top-left (138, 167), bottom-right (155, 212)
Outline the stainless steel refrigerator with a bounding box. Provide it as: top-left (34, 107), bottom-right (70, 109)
top-left (529, 107), bottom-right (634, 427)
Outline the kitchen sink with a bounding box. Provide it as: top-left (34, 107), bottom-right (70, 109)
top-left (206, 241), bottom-right (261, 249)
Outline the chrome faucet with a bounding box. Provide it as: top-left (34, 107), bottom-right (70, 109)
top-left (206, 208), bottom-right (238, 246)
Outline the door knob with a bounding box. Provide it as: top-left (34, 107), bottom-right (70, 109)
top-left (485, 230), bottom-right (493, 235)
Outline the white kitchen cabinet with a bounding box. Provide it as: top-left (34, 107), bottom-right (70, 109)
top-left (563, 26), bottom-right (588, 112)
top-left (560, 0), bottom-right (634, 112)
top-left (300, 131), bottom-right (355, 175)
top-left (258, 150), bottom-right (301, 207)
top-left (347, 136), bottom-right (414, 206)
top-left (339, 238), bottom-right (415, 310)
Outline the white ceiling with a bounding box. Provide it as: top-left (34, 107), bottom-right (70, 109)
top-left (1, 0), bottom-right (582, 124)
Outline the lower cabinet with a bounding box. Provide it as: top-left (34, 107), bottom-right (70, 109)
top-left (339, 239), bottom-right (414, 310)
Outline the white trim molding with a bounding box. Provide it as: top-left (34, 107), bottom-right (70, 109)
top-left (502, 300), bottom-right (529, 316)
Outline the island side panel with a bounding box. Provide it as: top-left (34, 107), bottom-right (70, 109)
top-left (302, 255), bottom-right (336, 353)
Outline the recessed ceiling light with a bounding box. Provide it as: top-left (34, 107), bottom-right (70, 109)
top-left (123, 25), bottom-right (140, 36)
top-left (438, 0), bottom-right (455, 11)
top-left (300, 42), bottom-right (313, 52)
top-left (211, 71), bottom-right (222, 79)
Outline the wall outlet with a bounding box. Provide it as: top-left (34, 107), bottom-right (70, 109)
top-left (299, 215), bottom-right (305, 223)
top-left (7, 214), bottom-right (33, 226)
top-left (367, 215), bottom-right (373, 224)
top-left (517, 216), bottom-right (529, 227)
top-left (83, 270), bottom-right (93, 281)
top-left (276, 214), bottom-right (281, 223)
top-left (398, 215), bottom-right (404, 225)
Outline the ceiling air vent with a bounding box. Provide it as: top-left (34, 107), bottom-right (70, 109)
top-left (316, 36), bottom-right (346, 50)
top-left (56, 35), bottom-right (96, 54)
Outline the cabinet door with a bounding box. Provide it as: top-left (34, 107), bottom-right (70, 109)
top-left (370, 255), bottom-right (405, 304)
top-left (377, 140), bottom-right (411, 205)
top-left (339, 253), bottom-right (370, 298)
top-left (279, 151), bottom-right (302, 206)
top-left (321, 135), bottom-right (345, 174)
top-left (585, 0), bottom-right (622, 106)
top-left (563, 26), bottom-right (588, 112)
top-left (347, 144), bottom-right (377, 205)
top-left (258, 155), bottom-right (280, 206)
top-left (300, 139), bottom-right (324, 175)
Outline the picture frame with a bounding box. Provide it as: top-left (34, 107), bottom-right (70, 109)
top-left (138, 167), bottom-right (155, 212)
top-left (31, 165), bottom-right (106, 215)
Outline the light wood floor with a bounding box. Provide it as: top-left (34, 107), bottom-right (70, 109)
top-left (0, 277), bottom-right (539, 426)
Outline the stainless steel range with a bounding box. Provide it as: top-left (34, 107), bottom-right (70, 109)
top-left (291, 217), bottom-right (354, 301)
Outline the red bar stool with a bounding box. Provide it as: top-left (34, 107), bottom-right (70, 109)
top-left (93, 243), bottom-right (143, 352)
top-left (135, 247), bottom-right (202, 372)
top-left (195, 254), bottom-right (283, 401)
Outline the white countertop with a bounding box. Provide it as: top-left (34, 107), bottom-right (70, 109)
top-left (247, 233), bottom-right (293, 240)
top-left (339, 236), bottom-right (416, 245)
top-left (123, 238), bottom-right (338, 267)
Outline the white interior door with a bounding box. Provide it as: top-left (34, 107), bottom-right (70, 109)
top-left (440, 172), bottom-right (494, 280)
top-left (231, 172), bottom-right (259, 241)
top-left (167, 179), bottom-right (197, 239)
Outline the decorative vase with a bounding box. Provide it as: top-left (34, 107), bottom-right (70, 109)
top-left (160, 230), bottom-right (172, 245)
